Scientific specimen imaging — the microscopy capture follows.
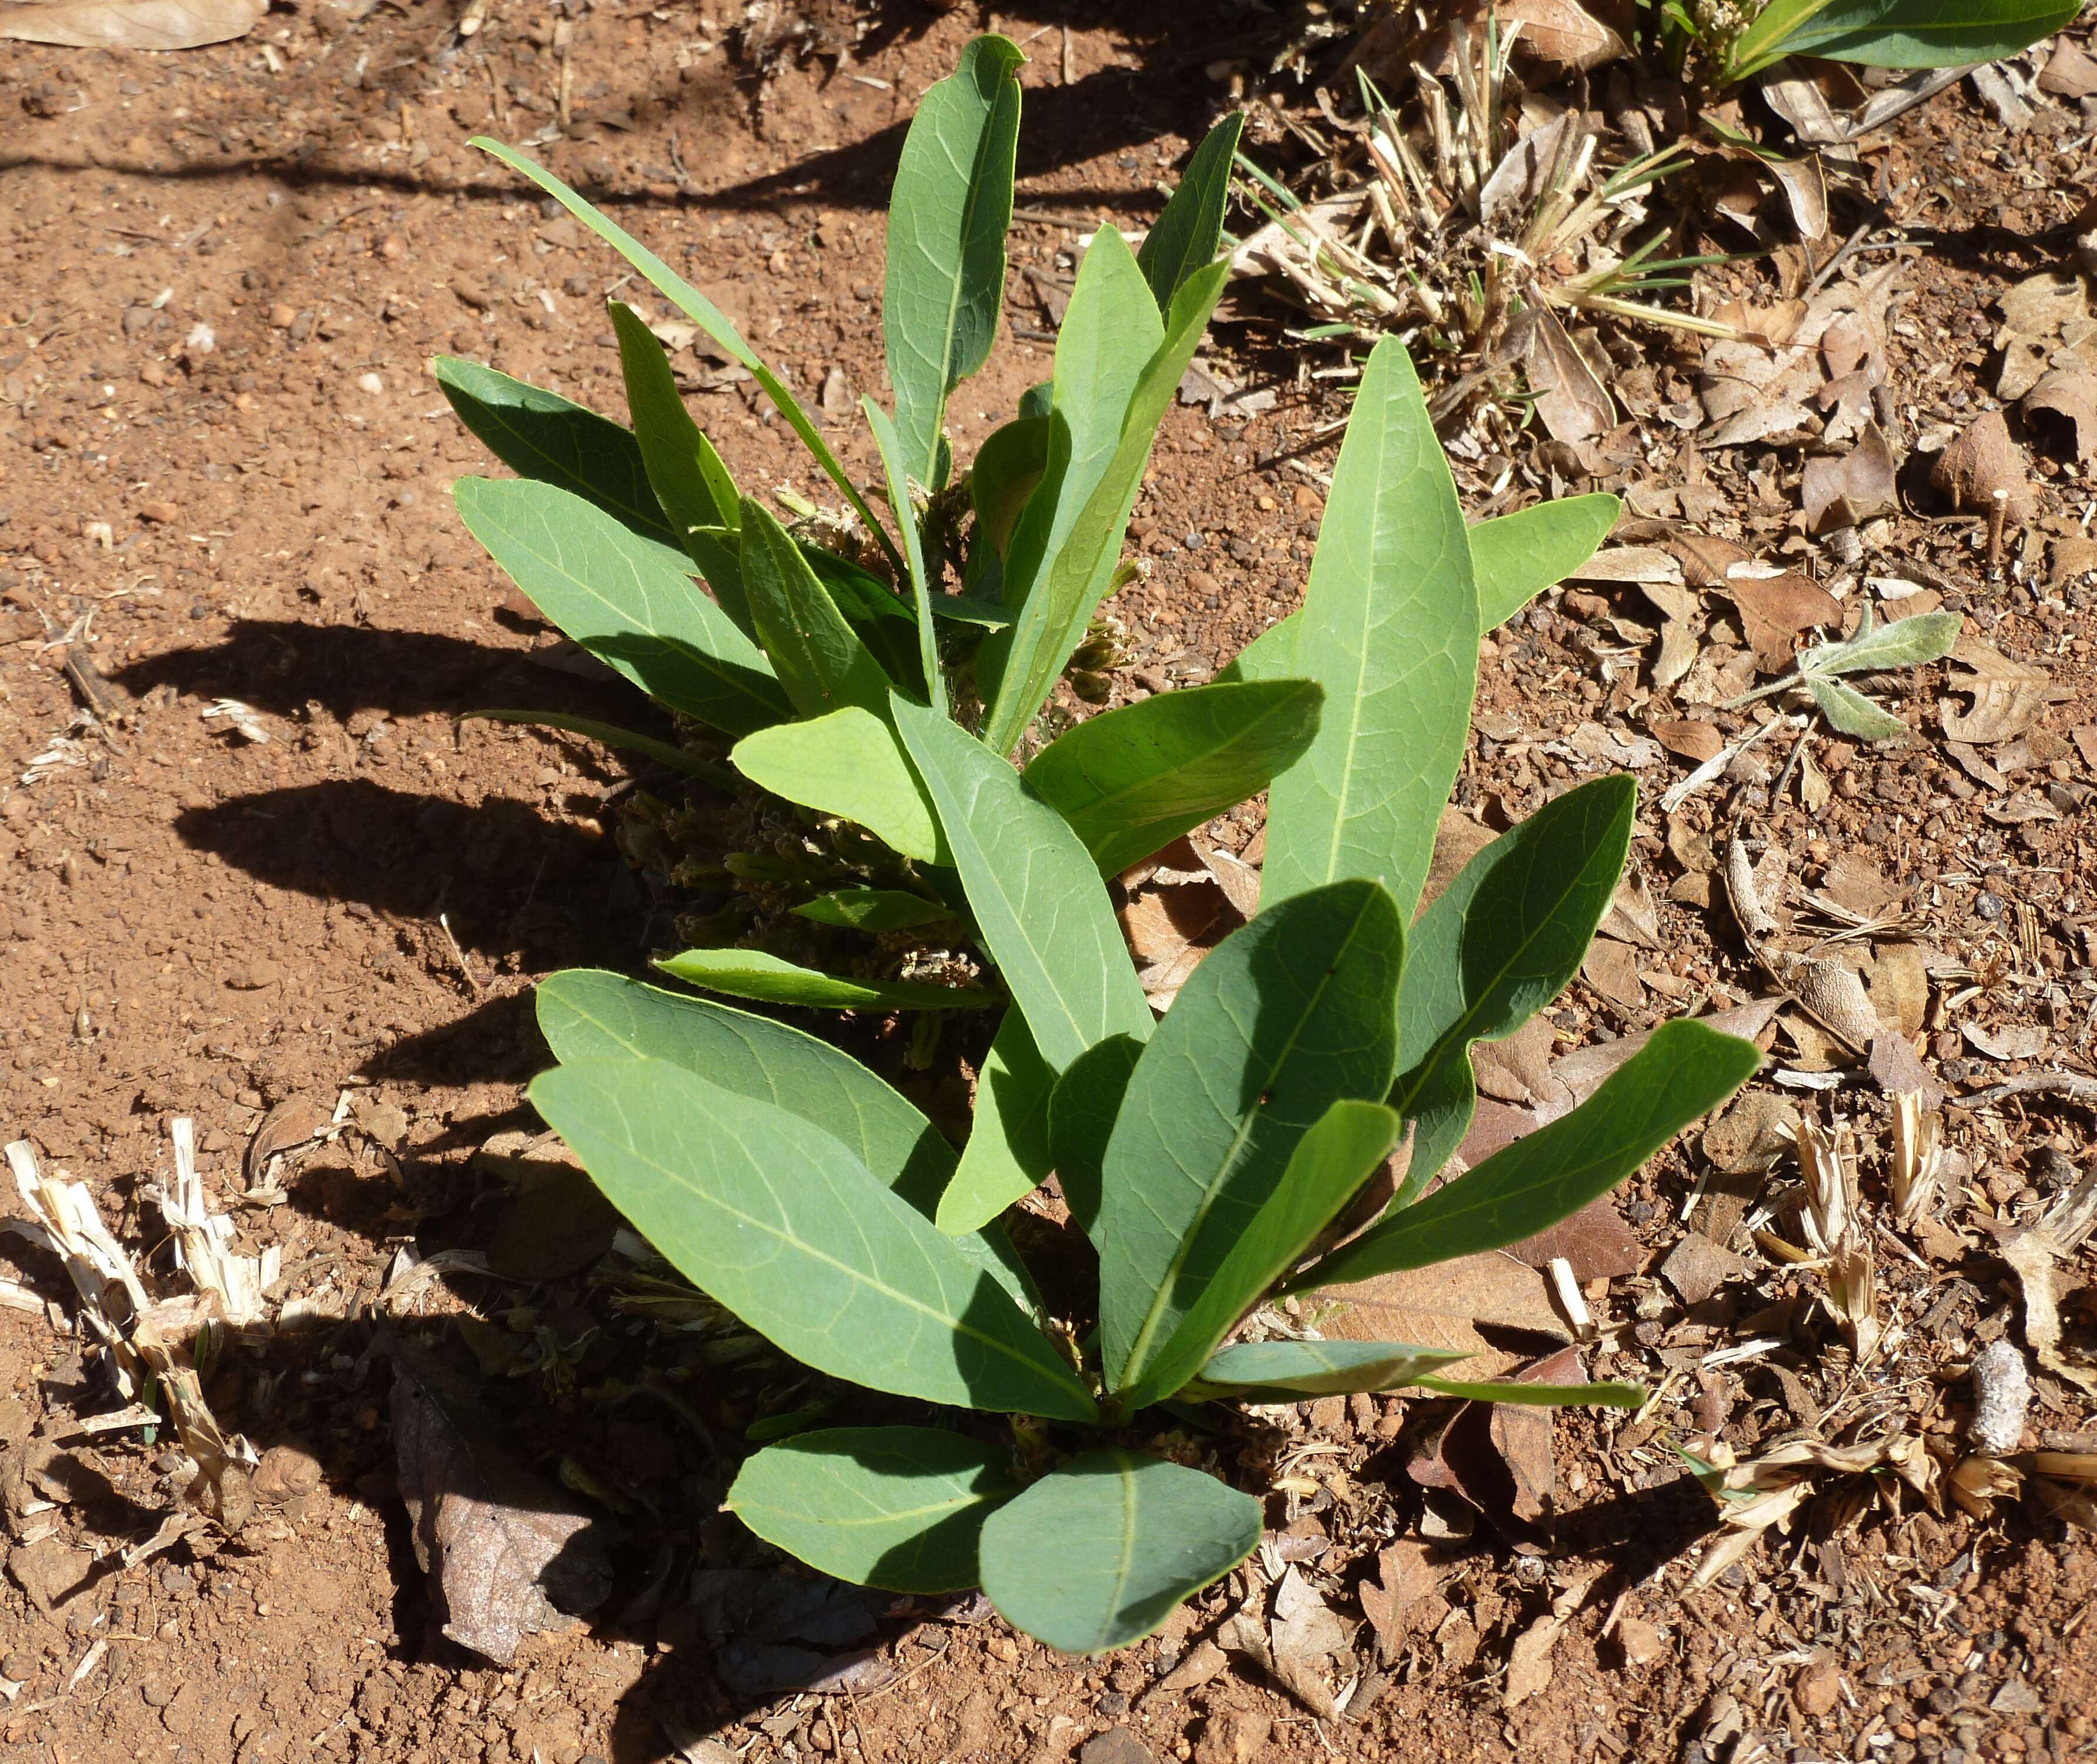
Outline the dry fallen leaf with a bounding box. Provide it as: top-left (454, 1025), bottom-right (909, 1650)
top-left (1994, 270), bottom-right (2089, 401)
top-left (1801, 423), bottom-right (1899, 533)
top-left (1928, 410), bottom-right (2035, 522)
top-left (1722, 570), bottom-right (1843, 670)
top-left (1358, 1540), bottom-right (1440, 1661)
top-left (2024, 367), bottom-right (2097, 463)
top-left (1580, 937), bottom-right (1646, 1012)
top-left (1519, 303), bottom-right (1614, 442)
top-left (1999, 1167), bottom-right (2097, 1398)
top-left (1496, 0), bottom-right (1627, 72)
top-left (0, 0), bottom-right (260, 44)
top-left (1509, 1194), bottom-right (1642, 1281)
top-left (1269, 1565), bottom-right (1350, 1719)
top-left (2039, 34), bottom-right (2097, 98)
top-left (1321, 1252), bottom-right (1570, 1380)
top-left (1652, 717), bottom-right (1725, 763)
top-left (390, 1339), bottom-right (613, 1666)
top-left (1941, 637), bottom-right (2049, 744)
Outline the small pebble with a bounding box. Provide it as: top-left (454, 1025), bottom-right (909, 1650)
top-left (357, 372), bottom-right (384, 394)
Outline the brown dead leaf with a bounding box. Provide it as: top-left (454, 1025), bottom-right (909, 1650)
top-left (1471, 1015), bottom-right (1566, 1107)
top-left (1864, 943), bottom-right (1929, 1038)
top-left (2039, 35), bottom-right (2097, 98)
top-left (2024, 368), bottom-right (2097, 463)
top-left (390, 1339), bottom-right (613, 1666)
top-left (1497, 0), bottom-right (1627, 71)
top-left (1653, 718), bottom-right (1725, 763)
top-left (1929, 410), bottom-right (2035, 522)
top-left (1941, 637), bottom-right (2049, 745)
top-left (1320, 1252), bottom-right (1570, 1381)
top-left (1519, 304), bottom-right (1614, 442)
top-left (0, 0), bottom-right (259, 44)
top-left (1721, 570), bottom-right (1843, 669)
top-left (1508, 1194), bottom-right (1641, 1280)
top-left (244, 1094), bottom-right (329, 1188)
top-left (1670, 533), bottom-right (1751, 586)
top-left (1820, 849), bottom-right (1901, 916)
top-left (1420, 808), bottom-right (1499, 915)
top-left (1599, 873), bottom-right (1662, 948)
top-left (1999, 1167), bottom-right (2097, 1397)
top-left (1995, 270), bottom-right (2089, 401)
top-left (1119, 866), bottom-right (1239, 1011)
top-left (1269, 1565), bottom-right (1350, 1719)
top-left (1801, 423), bottom-right (1898, 533)
top-left (1580, 937), bottom-right (1646, 1012)
top-left (1359, 1541), bottom-right (1440, 1661)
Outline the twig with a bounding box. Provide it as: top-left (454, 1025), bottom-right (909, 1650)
top-left (1802, 214), bottom-right (1880, 299)
top-left (437, 912), bottom-right (484, 993)
top-left (1955, 1073), bottom-right (2097, 1110)
top-left (845, 1635), bottom-right (952, 1706)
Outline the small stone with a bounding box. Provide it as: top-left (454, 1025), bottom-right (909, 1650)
top-left (1307, 1394), bottom-right (1347, 1432)
top-left (1079, 1728), bottom-right (1156, 1764)
top-left (137, 500), bottom-right (180, 524)
top-left (357, 372), bottom-right (383, 395)
top-left (1614, 1617), bottom-right (1661, 1667)
top-left (140, 360), bottom-right (170, 388)
top-left (253, 1444), bottom-right (322, 1506)
top-left (267, 303), bottom-right (297, 329)
top-left (377, 233), bottom-right (405, 260)
top-left (122, 305), bottom-right (158, 336)
top-left (1152, 1638), bottom-right (1226, 1695)
top-left (1796, 1656), bottom-right (1842, 1719)
top-left (230, 958), bottom-right (283, 990)
top-left (1193, 1706), bottom-right (1273, 1764)
top-left (1185, 569), bottom-right (1219, 596)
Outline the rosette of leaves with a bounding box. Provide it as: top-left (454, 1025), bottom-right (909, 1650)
top-left (520, 276), bottom-right (1762, 1645)
top-left (442, 35), bottom-right (1631, 1014)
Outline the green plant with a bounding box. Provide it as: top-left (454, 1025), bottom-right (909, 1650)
top-left (445, 35), bottom-right (1764, 1653)
top-left (1664, 0), bottom-right (2076, 85)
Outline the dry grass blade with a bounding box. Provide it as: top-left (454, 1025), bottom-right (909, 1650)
top-left (1888, 1092), bottom-right (1941, 1225)
top-left (154, 1116), bottom-right (280, 1329)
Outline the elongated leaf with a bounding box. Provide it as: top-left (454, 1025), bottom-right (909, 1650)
top-left (1470, 492), bottom-right (1620, 632)
top-left (536, 969), bottom-right (956, 1210)
top-left (1098, 880), bottom-right (1403, 1392)
top-left (1262, 338), bottom-right (1478, 917)
top-left (891, 694), bottom-right (1152, 1073)
top-left (1046, 1031), bottom-right (1142, 1238)
top-left (1187, 1339), bottom-right (1470, 1402)
top-left (657, 947), bottom-right (995, 1012)
top-left (1414, 1376), bottom-right (1644, 1407)
top-left (1807, 674), bottom-right (1909, 741)
top-left (1123, 1099), bottom-right (1402, 1411)
top-left (532, 1058), bottom-right (1096, 1420)
top-left (455, 477), bottom-right (790, 736)
top-left (470, 138), bottom-right (903, 576)
top-left (977, 229), bottom-right (1163, 710)
top-left (1291, 1020), bottom-right (1761, 1291)
top-left (977, 1451), bottom-right (1259, 1652)
top-left (983, 256), bottom-right (1229, 754)
top-left (884, 34), bottom-right (1024, 486)
top-left (434, 356), bottom-right (675, 548)
top-left (971, 413), bottom-right (1051, 566)
top-left (463, 709), bottom-right (736, 787)
top-left (863, 397), bottom-right (945, 714)
top-left (1215, 492), bottom-right (1610, 684)
top-left (738, 498), bottom-right (897, 719)
top-left (608, 300), bottom-right (740, 553)
top-left (1024, 680), bottom-right (1323, 876)
top-left (802, 540), bottom-right (927, 697)
top-left (1802, 606), bottom-right (1961, 676)
top-left (937, 1010), bottom-right (1055, 1235)
top-left (680, 524), bottom-right (757, 643)
top-left (791, 888), bottom-right (954, 933)
top-left (731, 707), bottom-right (945, 864)
top-left (728, 1426), bottom-right (1018, 1593)
top-left (1392, 776), bottom-right (1634, 1204)
top-left (535, 969), bottom-right (1031, 1310)
top-left (1737, 0), bottom-right (2073, 71)
top-left (1135, 112), bottom-right (1245, 313)
top-left (929, 592), bottom-right (1015, 629)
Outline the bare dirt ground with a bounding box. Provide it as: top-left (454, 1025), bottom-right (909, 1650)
top-left (4, 2), bottom-right (2097, 1762)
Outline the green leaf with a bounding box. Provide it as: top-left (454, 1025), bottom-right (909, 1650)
top-left (1734, 0), bottom-right (2075, 71)
top-left (679, 524), bottom-right (757, 643)
top-left (1413, 1376), bottom-right (1646, 1407)
top-left (1122, 1099), bottom-right (1402, 1411)
top-left (1214, 491), bottom-right (1608, 684)
top-left (454, 477), bottom-right (790, 737)
top-left (1801, 606), bottom-right (1961, 677)
top-left (1046, 1031), bottom-right (1143, 1238)
top-left (937, 1010), bottom-right (1055, 1235)
top-left (531, 1058), bottom-right (1096, 1420)
top-left (731, 707), bottom-right (946, 864)
top-left (1290, 1019), bottom-right (1762, 1291)
top-left (607, 300), bottom-right (740, 556)
top-left (1024, 680), bottom-right (1323, 876)
top-left (978, 1451), bottom-right (1260, 1653)
top-left (1187, 1339), bottom-right (1471, 1402)
top-left (891, 693), bottom-right (1152, 1073)
top-left (1262, 337), bottom-right (1479, 918)
top-left (791, 888), bottom-right (954, 933)
top-left (728, 1426), bottom-right (1018, 1593)
top-left (1391, 775), bottom-right (1635, 1206)
top-left (461, 709), bottom-right (737, 788)
top-left (1470, 493), bottom-right (1621, 632)
top-left (982, 246), bottom-right (1228, 753)
top-left (1135, 112), bottom-right (1245, 312)
top-left (737, 498), bottom-right (897, 719)
top-left (862, 397), bottom-right (945, 714)
top-left (536, 969), bottom-right (956, 1212)
top-left (802, 539), bottom-right (928, 698)
top-left (882, 34), bottom-right (1024, 487)
top-left (469, 138), bottom-right (904, 577)
top-left (657, 947), bottom-right (996, 1012)
top-left (971, 413), bottom-right (1051, 565)
top-left (1807, 674), bottom-right (1911, 741)
top-left (434, 356), bottom-right (675, 549)
top-left (1098, 879), bottom-right (1404, 1393)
